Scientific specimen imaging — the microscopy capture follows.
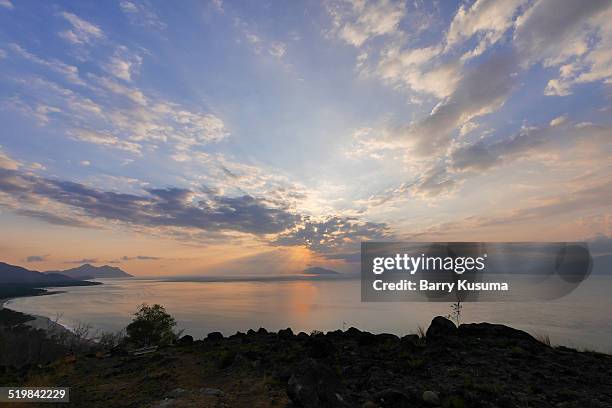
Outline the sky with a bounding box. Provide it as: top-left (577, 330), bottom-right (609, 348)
top-left (0, 0), bottom-right (611, 276)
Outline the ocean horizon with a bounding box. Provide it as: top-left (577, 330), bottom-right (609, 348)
top-left (7, 275), bottom-right (612, 354)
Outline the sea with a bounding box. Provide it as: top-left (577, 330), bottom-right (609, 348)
top-left (6, 275), bottom-right (612, 353)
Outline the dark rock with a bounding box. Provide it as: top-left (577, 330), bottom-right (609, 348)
top-left (206, 332), bottom-right (224, 341)
top-left (326, 329), bottom-right (343, 337)
top-left (372, 389), bottom-right (411, 408)
top-left (422, 390), bottom-right (440, 406)
top-left (177, 335), bottom-right (193, 346)
top-left (278, 327), bottom-right (294, 339)
top-left (306, 336), bottom-right (337, 359)
top-left (458, 322), bottom-right (538, 343)
top-left (426, 316), bottom-right (457, 340)
top-left (376, 333), bottom-right (399, 343)
top-left (230, 331), bottom-right (246, 341)
top-left (357, 332), bottom-right (377, 347)
top-left (287, 358), bottom-right (351, 407)
top-left (400, 334), bottom-right (420, 347)
top-left (345, 327), bottom-right (362, 337)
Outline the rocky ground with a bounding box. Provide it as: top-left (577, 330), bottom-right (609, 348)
top-left (3, 316), bottom-right (612, 408)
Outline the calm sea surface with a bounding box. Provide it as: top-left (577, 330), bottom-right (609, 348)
top-left (6, 276), bottom-right (612, 353)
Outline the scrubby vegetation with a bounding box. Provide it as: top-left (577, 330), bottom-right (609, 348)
top-left (126, 303), bottom-right (181, 347)
top-left (2, 308), bottom-right (611, 407)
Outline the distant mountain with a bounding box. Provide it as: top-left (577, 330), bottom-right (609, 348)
top-left (303, 266), bottom-right (340, 275)
top-left (50, 263), bottom-right (133, 279)
top-left (0, 262), bottom-right (78, 284)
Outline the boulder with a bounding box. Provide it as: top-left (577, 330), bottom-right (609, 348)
top-left (278, 327), bottom-right (294, 339)
top-left (206, 332), bottom-right (224, 341)
top-left (177, 335), bottom-right (193, 346)
top-left (287, 358), bottom-right (351, 407)
top-left (422, 390), bottom-right (440, 406)
top-left (426, 316), bottom-right (457, 340)
top-left (458, 322), bottom-right (538, 343)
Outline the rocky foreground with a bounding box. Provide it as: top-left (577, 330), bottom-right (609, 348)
top-left (6, 317), bottom-right (612, 408)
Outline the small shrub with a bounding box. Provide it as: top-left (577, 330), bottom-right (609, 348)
top-left (126, 304), bottom-right (179, 347)
top-left (96, 330), bottom-right (126, 349)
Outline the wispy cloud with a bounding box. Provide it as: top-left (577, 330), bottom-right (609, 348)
top-left (0, 0), bottom-right (13, 10)
top-left (58, 12), bottom-right (105, 45)
top-left (26, 255), bottom-right (48, 262)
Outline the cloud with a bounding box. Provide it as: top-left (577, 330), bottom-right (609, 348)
top-left (80, 160), bottom-right (91, 166)
top-left (12, 208), bottom-right (93, 227)
top-left (0, 149), bottom-right (20, 170)
top-left (0, 0), bottom-right (13, 9)
top-left (399, 51), bottom-right (518, 157)
top-left (325, 0), bottom-right (406, 47)
top-left (0, 167), bottom-right (299, 236)
top-left (477, 180), bottom-right (612, 227)
top-left (64, 258), bottom-right (98, 264)
top-left (450, 122), bottom-right (611, 173)
top-left (268, 42), bottom-right (287, 59)
top-left (408, 180), bottom-right (612, 239)
top-left (104, 46), bottom-right (143, 82)
top-left (375, 45), bottom-right (458, 98)
top-left (58, 12), bottom-right (105, 45)
top-left (94, 75), bottom-right (148, 105)
top-left (274, 215), bottom-right (390, 254)
top-left (122, 255), bottom-right (160, 261)
top-left (8, 43), bottom-right (84, 85)
top-left (26, 255), bottom-right (47, 262)
top-left (445, 0), bottom-right (527, 60)
top-left (211, 0), bottom-right (223, 13)
top-left (550, 115), bottom-right (568, 127)
top-left (70, 129), bottom-right (142, 154)
top-left (119, 1), bottom-right (166, 29)
top-left (7, 72), bottom-right (228, 157)
top-left (514, 0), bottom-right (608, 67)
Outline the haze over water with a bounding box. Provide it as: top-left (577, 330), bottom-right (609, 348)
top-left (7, 276), bottom-right (612, 354)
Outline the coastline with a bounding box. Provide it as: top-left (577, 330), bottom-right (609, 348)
top-left (1, 294), bottom-right (76, 339)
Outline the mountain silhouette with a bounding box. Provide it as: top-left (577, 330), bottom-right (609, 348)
top-left (0, 262), bottom-right (78, 284)
top-left (303, 266), bottom-right (340, 275)
top-left (47, 264), bottom-right (133, 279)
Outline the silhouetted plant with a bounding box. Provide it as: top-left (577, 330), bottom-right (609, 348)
top-left (447, 299), bottom-right (463, 326)
top-left (126, 304), bottom-right (178, 347)
top-left (96, 329), bottom-right (126, 349)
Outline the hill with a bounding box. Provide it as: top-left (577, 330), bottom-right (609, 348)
top-left (303, 266), bottom-right (340, 275)
top-left (0, 262), bottom-right (77, 284)
top-left (48, 263), bottom-right (133, 279)
top-left (0, 261), bottom-right (101, 299)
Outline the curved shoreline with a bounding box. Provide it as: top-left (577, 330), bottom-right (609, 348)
top-left (1, 296), bottom-right (77, 338)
